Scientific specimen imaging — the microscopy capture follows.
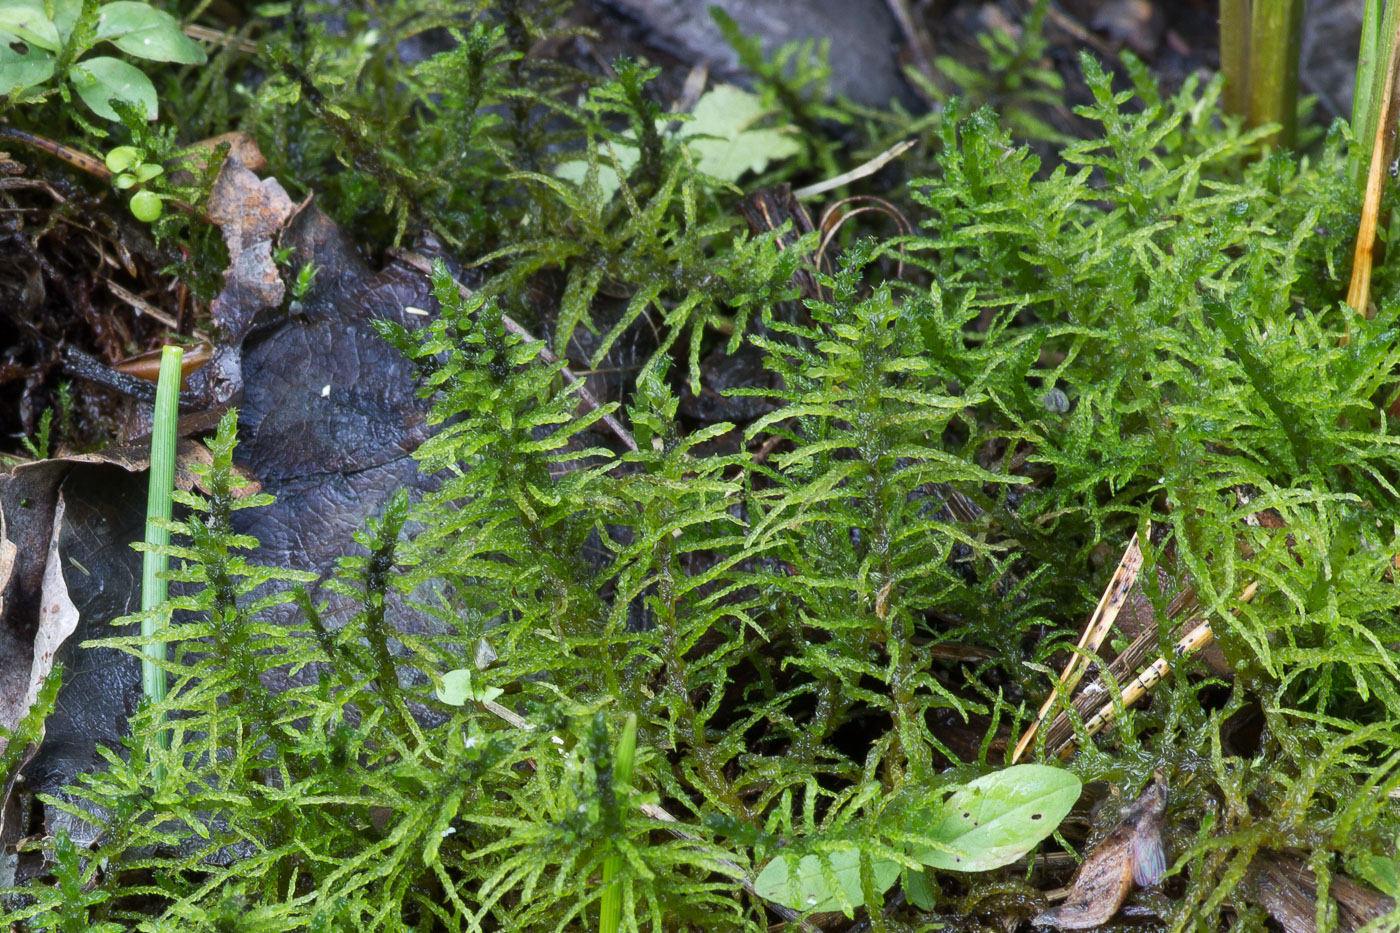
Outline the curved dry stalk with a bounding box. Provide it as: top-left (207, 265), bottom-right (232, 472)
top-left (815, 196), bottom-right (913, 282)
top-left (792, 138), bottom-right (916, 200)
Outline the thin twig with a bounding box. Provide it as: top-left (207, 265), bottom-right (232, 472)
top-left (107, 280), bottom-right (180, 330)
top-left (392, 251), bottom-right (639, 452)
top-left (183, 23), bottom-right (259, 54)
top-left (1011, 533), bottom-right (1143, 763)
top-left (1054, 582), bottom-right (1258, 759)
top-left (793, 139), bottom-right (916, 201)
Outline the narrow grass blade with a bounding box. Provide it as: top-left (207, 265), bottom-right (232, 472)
top-left (141, 345), bottom-right (182, 739)
top-left (600, 713), bottom-right (637, 933)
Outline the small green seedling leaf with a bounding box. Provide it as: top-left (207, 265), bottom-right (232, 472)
top-left (0, 1), bottom-right (61, 52)
top-left (753, 844), bottom-right (900, 915)
top-left (0, 30), bottom-right (55, 93)
top-left (70, 55), bottom-right (157, 120)
top-left (114, 172), bottom-right (137, 189)
top-left (907, 765), bottom-right (1081, 871)
top-left (436, 668), bottom-right (503, 706)
top-left (95, 2), bottom-right (206, 63)
top-left (677, 84), bottom-right (800, 183)
top-left (105, 145), bottom-right (141, 173)
top-left (129, 189), bottom-right (162, 222)
top-left (1358, 850), bottom-right (1400, 898)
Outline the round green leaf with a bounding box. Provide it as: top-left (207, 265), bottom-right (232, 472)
top-left (753, 844), bottom-right (900, 915)
top-left (906, 765), bottom-right (1081, 871)
top-left (0, 1), bottom-right (61, 52)
top-left (114, 172), bottom-right (137, 189)
top-left (95, 2), bottom-right (205, 64)
top-left (105, 145), bottom-right (140, 173)
top-left (134, 162), bottom-right (163, 182)
top-left (69, 56), bottom-right (157, 120)
top-left (0, 29), bottom-right (55, 94)
top-left (129, 189), bottom-right (162, 222)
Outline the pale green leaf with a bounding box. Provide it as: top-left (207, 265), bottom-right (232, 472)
top-left (753, 843), bottom-right (900, 914)
top-left (50, 0), bottom-right (80, 41)
top-left (70, 55), bottom-right (157, 119)
top-left (435, 668), bottom-right (503, 706)
top-left (554, 140), bottom-right (639, 203)
top-left (677, 83), bottom-right (800, 182)
top-left (907, 765), bottom-right (1081, 871)
top-left (0, 1), bottom-right (61, 52)
top-left (128, 188), bottom-right (162, 222)
top-left (96, 2), bottom-right (205, 63)
top-left (0, 29), bottom-right (54, 93)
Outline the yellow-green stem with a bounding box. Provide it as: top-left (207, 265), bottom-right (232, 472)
top-left (1246, 0), bottom-right (1304, 149)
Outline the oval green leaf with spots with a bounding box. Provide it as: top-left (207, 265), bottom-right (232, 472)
top-left (753, 843), bottom-right (900, 915)
top-left (907, 765), bottom-right (1080, 871)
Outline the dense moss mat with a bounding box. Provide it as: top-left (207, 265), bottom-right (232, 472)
top-left (4, 1), bottom-right (1400, 929)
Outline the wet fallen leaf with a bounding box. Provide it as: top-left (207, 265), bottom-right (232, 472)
top-left (1034, 774), bottom-right (1167, 929)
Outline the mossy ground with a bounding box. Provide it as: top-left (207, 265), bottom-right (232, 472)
top-left (1, 1), bottom-right (1399, 930)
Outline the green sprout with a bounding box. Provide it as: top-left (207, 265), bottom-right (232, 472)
top-left (141, 345), bottom-right (181, 738)
top-left (105, 145), bottom-right (165, 221)
top-left (599, 713), bottom-right (637, 933)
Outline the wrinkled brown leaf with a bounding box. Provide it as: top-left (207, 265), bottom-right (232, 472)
top-left (1035, 775), bottom-right (1167, 929)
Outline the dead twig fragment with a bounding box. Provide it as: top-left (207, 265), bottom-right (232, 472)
top-left (792, 138), bottom-right (916, 201)
top-left (106, 280), bottom-right (180, 330)
top-left (1054, 582), bottom-right (1257, 759)
top-left (1011, 533), bottom-right (1143, 763)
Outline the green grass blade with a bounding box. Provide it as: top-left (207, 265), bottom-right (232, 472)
top-left (141, 346), bottom-right (182, 722)
top-left (599, 713), bottom-right (638, 933)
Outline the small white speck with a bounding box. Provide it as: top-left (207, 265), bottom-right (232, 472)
top-left (320, 384), bottom-right (331, 398)
top-left (806, 895), bottom-right (817, 905)
top-left (578, 804), bottom-right (587, 813)
top-left (463, 735), bottom-right (478, 748)
top-left (440, 826), bottom-right (456, 838)
top-left (405, 306), bottom-right (429, 316)
top-left (143, 38), bottom-right (150, 44)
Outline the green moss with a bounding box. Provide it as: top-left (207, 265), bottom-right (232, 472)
top-left (6, 5), bottom-right (1400, 930)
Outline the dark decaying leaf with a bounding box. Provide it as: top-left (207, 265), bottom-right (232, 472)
top-left (21, 201), bottom-right (442, 795)
top-left (1245, 850), bottom-right (1396, 933)
top-left (1034, 774), bottom-right (1167, 929)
